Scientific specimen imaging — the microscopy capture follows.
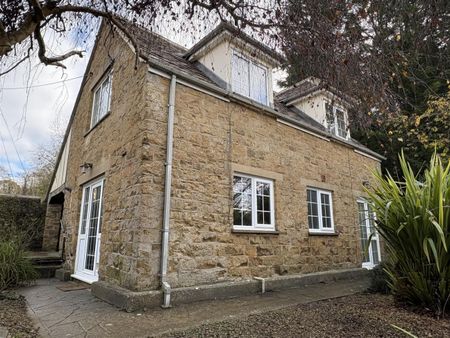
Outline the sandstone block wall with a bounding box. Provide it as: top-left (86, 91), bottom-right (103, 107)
top-left (42, 203), bottom-right (63, 251)
top-left (60, 25), bottom-right (160, 291)
top-left (160, 82), bottom-right (381, 289)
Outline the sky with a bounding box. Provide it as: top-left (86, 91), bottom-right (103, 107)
top-left (0, 19), bottom-right (286, 183)
top-left (0, 28), bottom-right (92, 182)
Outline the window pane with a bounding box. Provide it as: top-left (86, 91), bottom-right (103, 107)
top-left (336, 109), bottom-right (346, 138)
top-left (358, 201), bottom-right (370, 263)
top-left (325, 102), bottom-right (334, 133)
top-left (233, 175), bottom-right (252, 226)
top-left (80, 187), bottom-right (90, 235)
top-left (257, 211), bottom-right (263, 225)
top-left (263, 196), bottom-right (270, 212)
top-left (92, 74), bottom-right (111, 126)
top-left (242, 210), bottom-right (252, 226)
top-left (232, 54), bottom-right (250, 97)
top-left (263, 211), bottom-right (271, 225)
top-left (233, 209), bottom-right (242, 226)
top-left (92, 88), bottom-right (101, 125)
top-left (320, 193), bottom-right (332, 228)
top-left (307, 189), bottom-right (319, 229)
top-left (250, 63), bottom-right (267, 104)
top-left (371, 240), bottom-right (379, 264)
top-left (256, 181), bottom-right (272, 225)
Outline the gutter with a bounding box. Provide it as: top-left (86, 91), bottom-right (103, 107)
top-left (160, 74), bottom-right (177, 308)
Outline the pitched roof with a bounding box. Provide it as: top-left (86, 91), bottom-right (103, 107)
top-left (276, 77), bottom-right (355, 106)
top-left (125, 22), bottom-right (217, 85)
top-left (184, 21), bottom-right (285, 65)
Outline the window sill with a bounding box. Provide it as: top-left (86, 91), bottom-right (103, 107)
top-left (232, 229), bottom-right (279, 235)
top-left (308, 231), bottom-right (338, 237)
top-left (84, 112), bottom-right (111, 137)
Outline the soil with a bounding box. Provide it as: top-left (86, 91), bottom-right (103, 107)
top-left (162, 293), bottom-right (450, 338)
top-left (0, 292), bottom-right (39, 338)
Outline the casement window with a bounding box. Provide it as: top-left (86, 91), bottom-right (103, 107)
top-left (357, 199), bottom-right (381, 269)
top-left (231, 52), bottom-right (268, 105)
top-left (233, 174), bottom-right (275, 231)
top-left (307, 188), bottom-right (334, 233)
top-left (325, 102), bottom-right (348, 139)
top-left (91, 72), bottom-right (112, 127)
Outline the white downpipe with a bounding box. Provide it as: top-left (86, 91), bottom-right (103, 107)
top-left (161, 74), bottom-right (177, 308)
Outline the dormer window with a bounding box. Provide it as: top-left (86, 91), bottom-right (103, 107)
top-left (231, 51), bottom-right (268, 105)
top-left (325, 102), bottom-right (348, 139)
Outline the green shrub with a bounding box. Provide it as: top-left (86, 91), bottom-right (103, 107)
top-left (369, 263), bottom-right (390, 294)
top-left (367, 152), bottom-right (450, 316)
top-left (0, 240), bottom-right (38, 290)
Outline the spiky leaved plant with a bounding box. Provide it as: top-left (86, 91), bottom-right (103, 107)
top-left (367, 152), bottom-right (450, 317)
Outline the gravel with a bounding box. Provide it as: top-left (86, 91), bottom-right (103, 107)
top-left (0, 292), bottom-right (39, 338)
top-left (161, 293), bottom-right (450, 338)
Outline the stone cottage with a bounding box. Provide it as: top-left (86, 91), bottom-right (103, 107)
top-left (43, 20), bottom-right (384, 310)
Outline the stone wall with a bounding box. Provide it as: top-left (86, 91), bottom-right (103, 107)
top-left (159, 82), bottom-right (381, 289)
top-left (0, 194), bottom-right (45, 250)
top-left (42, 203), bottom-right (63, 251)
top-left (60, 24), bottom-right (155, 291)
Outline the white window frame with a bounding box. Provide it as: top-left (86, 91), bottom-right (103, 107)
top-left (324, 100), bottom-right (349, 140)
top-left (232, 173), bottom-right (275, 231)
top-left (231, 50), bottom-right (269, 106)
top-left (307, 187), bottom-right (335, 234)
top-left (357, 199), bottom-right (381, 269)
top-left (91, 71), bottom-right (113, 128)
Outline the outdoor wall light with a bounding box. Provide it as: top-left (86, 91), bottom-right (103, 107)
top-left (80, 162), bottom-right (93, 174)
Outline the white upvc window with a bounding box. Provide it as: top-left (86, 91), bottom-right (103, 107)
top-left (233, 174), bottom-right (275, 231)
top-left (231, 51), bottom-right (268, 105)
top-left (325, 101), bottom-right (348, 139)
top-left (357, 199), bottom-right (381, 269)
top-left (307, 188), bottom-right (334, 233)
top-left (91, 72), bottom-right (112, 127)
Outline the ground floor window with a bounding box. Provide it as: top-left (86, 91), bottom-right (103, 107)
top-left (357, 199), bottom-right (381, 269)
top-left (233, 174), bottom-right (275, 231)
top-left (307, 188), bottom-right (334, 233)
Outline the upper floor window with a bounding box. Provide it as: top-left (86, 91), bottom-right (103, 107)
top-left (233, 174), bottom-right (275, 231)
top-left (325, 102), bottom-right (348, 139)
top-left (91, 72), bottom-right (112, 127)
top-left (232, 52), bottom-right (268, 105)
top-left (307, 188), bottom-right (334, 233)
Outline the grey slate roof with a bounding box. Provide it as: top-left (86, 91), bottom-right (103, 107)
top-left (127, 23), bottom-right (217, 85)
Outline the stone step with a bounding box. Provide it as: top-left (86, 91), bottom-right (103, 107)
top-left (26, 251), bottom-right (63, 279)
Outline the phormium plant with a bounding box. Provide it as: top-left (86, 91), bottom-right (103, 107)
top-left (367, 152), bottom-right (450, 317)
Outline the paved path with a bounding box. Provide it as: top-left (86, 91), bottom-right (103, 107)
top-left (19, 277), bottom-right (369, 338)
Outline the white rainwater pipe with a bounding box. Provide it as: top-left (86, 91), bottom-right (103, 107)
top-left (161, 74), bottom-right (177, 308)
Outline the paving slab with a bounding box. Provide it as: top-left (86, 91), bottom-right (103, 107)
top-left (18, 277), bottom-right (370, 337)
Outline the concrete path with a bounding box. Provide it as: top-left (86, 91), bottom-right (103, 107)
top-left (19, 277), bottom-right (369, 338)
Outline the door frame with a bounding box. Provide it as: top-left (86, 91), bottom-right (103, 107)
top-left (72, 177), bottom-right (104, 284)
top-left (357, 198), bottom-right (381, 269)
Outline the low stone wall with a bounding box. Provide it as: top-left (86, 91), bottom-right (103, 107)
top-left (0, 194), bottom-right (45, 250)
top-left (91, 268), bottom-right (370, 312)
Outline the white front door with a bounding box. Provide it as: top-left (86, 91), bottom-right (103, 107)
top-left (357, 199), bottom-right (381, 269)
top-left (73, 178), bottom-right (104, 283)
